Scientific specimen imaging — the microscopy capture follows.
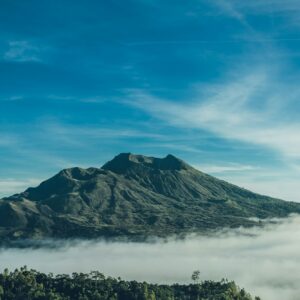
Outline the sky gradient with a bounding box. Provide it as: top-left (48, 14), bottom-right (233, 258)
top-left (1, 0), bottom-right (300, 201)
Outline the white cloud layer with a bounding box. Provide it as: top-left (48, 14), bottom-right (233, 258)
top-left (1, 216), bottom-right (300, 300)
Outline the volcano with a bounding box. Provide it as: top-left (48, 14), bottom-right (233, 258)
top-left (1, 153), bottom-right (299, 242)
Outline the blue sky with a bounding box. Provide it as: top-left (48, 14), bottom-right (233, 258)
top-left (1, 0), bottom-right (300, 201)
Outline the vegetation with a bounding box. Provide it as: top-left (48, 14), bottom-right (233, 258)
top-left (0, 267), bottom-right (259, 300)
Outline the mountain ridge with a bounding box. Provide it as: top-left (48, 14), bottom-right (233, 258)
top-left (1, 153), bottom-right (300, 243)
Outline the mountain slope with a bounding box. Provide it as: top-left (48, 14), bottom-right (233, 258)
top-left (1, 153), bottom-right (300, 241)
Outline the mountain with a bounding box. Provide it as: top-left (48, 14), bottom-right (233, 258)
top-left (1, 153), bottom-right (300, 243)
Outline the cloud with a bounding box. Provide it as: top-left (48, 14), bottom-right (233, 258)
top-left (37, 120), bottom-right (165, 148)
top-left (228, 176), bottom-right (300, 201)
top-left (195, 163), bottom-right (300, 202)
top-left (0, 178), bottom-right (41, 197)
top-left (46, 95), bottom-right (107, 103)
top-left (210, 0), bottom-right (246, 23)
top-left (4, 41), bottom-right (41, 62)
top-left (210, 0), bottom-right (300, 32)
top-left (125, 68), bottom-right (300, 160)
top-left (208, 0), bottom-right (300, 17)
top-left (0, 96), bottom-right (24, 102)
top-left (195, 163), bottom-right (257, 174)
top-left (224, 0), bottom-right (300, 14)
top-left (79, 96), bottom-right (107, 103)
top-left (0, 134), bottom-right (19, 148)
top-left (2, 215), bottom-right (300, 300)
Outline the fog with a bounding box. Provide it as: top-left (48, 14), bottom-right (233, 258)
top-left (1, 216), bottom-right (300, 300)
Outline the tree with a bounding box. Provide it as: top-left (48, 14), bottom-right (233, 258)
top-left (0, 267), bottom-right (256, 300)
top-left (191, 270), bottom-right (200, 284)
top-left (0, 285), bottom-right (3, 300)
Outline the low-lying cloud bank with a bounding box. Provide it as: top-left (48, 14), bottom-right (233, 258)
top-left (1, 216), bottom-right (300, 300)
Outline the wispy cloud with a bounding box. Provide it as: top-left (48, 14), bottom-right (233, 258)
top-left (223, 0), bottom-right (300, 14)
top-left (0, 96), bottom-right (24, 102)
top-left (0, 134), bottom-right (19, 147)
top-left (42, 121), bottom-right (164, 145)
top-left (4, 41), bottom-right (41, 62)
top-left (125, 67), bottom-right (300, 160)
top-left (195, 163), bottom-right (258, 174)
top-left (0, 178), bottom-right (41, 197)
top-left (211, 0), bottom-right (246, 23)
top-left (224, 173), bottom-right (300, 201)
top-left (209, 0), bottom-right (300, 31)
top-left (46, 95), bottom-right (107, 103)
top-left (194, 162), bottom-right (300, 201)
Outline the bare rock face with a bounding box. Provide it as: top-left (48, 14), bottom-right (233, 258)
top-left (1, 153), bottom-right (300, 242)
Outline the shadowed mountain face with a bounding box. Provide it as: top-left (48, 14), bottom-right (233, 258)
top-left (1, 153), bottom-right (300, 242)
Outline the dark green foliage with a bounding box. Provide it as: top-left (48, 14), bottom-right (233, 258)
top-left (1, 153), bottom-right (300, 243)
top-left (191, 270), bottom-right (200, 284)
top-left (0, 267), bottom-right (255, 300)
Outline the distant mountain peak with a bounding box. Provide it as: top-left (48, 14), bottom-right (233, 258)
top-left (102, 152), bottom-right (190, 174)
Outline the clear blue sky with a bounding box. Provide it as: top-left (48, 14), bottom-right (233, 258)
top-left (1, 0), bottom-right (300, 201)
